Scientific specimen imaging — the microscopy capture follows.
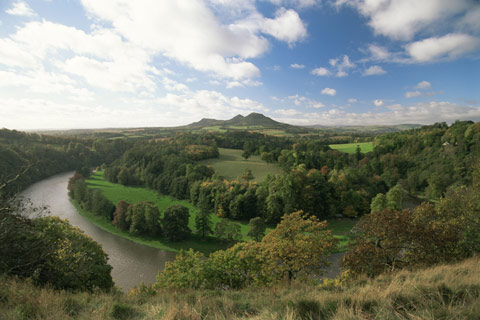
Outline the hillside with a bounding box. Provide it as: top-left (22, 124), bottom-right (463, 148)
top-left (183, 112), bottom-right (308, 135)
top-left (2, 256), bottom-right (478, 319)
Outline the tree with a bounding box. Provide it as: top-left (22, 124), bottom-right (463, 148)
top-left (162, 205), bottom-right (190, 241)
top-left (195, 192), bottom-right (213, 239)
top-left (112, 200), bottom-right (130, 231)
top-left (370, 193), bottom-right (386, 212)
top-left (126, 201), bottom-right (162, 236)
top-left (214, 219), bottom-right (242, 243)
top-left (241, 168), bottom-right (254, 182)
top-left (247, 217), bottom-right (266, 241)
top-left (261, 211), bottom-right (337, 281)
top-left (34, 216), bottom-right (113, 291)
top-left (242, 150), bottom-right (251, 160)
top-left (386, 184), bottom-right (404, 210)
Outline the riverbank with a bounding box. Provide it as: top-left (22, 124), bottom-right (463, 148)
top-left (82, 171), bottom-right (356, 253)
top-left (72, 200), bottom-right (227, 254)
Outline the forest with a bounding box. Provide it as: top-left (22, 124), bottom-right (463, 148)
top-left (1, 120), bottom-right (480, 318)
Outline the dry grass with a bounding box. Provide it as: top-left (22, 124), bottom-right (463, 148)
top-left (1, 257), bottom-right (479, 319)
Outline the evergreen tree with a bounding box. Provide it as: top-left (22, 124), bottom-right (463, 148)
top-left (195, 192), bottom-right (213, 239)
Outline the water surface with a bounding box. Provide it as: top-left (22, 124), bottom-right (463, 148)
top-left (21, 172), bottom-right (176, 291)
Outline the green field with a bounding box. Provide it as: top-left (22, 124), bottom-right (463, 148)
top-left (329, 142), bottom-right (374, 154)
top-left (199, 148), bottom-right (283, 182)
top-left (81, 171), bottom-right (355, 253)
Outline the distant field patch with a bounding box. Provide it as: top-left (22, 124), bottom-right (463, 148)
top-left (329, 142), bottom-right (374, 154)
top-left (199, 148), bottom-right (283, 182)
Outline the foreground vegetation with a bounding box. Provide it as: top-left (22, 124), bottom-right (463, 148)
top-left (2, 256), bottom-right (479, 319)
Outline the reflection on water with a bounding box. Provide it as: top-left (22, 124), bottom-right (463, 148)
top-left (20, 172), bottom-right (176, 292)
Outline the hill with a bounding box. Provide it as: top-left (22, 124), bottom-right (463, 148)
top-left (183, 112), bottom-right (309, 135)
top-left (2, 256), bottom-right (478, 319)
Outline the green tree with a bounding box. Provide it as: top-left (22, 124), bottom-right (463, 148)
top-left (214, 219), bottom-right (242, 243)
top-left (241, 168), bottom-right (254, 182)
top-left (162, 205), bottom-right (190, 241)
top-left (386, 184), bottom-right (404, 210)
top-left (34, 216), bottom-right (113, 291)
top-left (242, 150), bottom-right (251, 160)
top-left (261, 211), bottom-right (337, 281)
top-left (247, 217), bottom-right (266, 241)
top-left (195, 192), bottom-right (213, 239)
top-left (370, 193), bottom-right (387, 212)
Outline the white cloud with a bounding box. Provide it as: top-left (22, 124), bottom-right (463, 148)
top-left (313, 54), bottom-right (356, 77)
top-left (363, 65), bottom-right (386, 76)
top-left (267, 0), bottom-right (321, 8)
top-left (0, 69), bottom-right (95, 101)
top-left (287, 94), bottom-right (325, 108)
top-left (348, 98), bottom-right (357, 103)
top-left (274, 108), bottom-right (302, 116)
top-left (406, 33), bottom-right (480, 62)
top-left (259, 8), bottom-right (307, 45)
top-left (6, 1), bottom-right (36, 17)
top-left (82, 0), bottom-right (309, 80)
top-left (274, 101), bottom-right (480, 126)
top-left (290, 63), bottom-right (305, 69)
top-left (335, 0), bottom-right (473, 41)
top-left (368, 44), bottom-right (391, 60)
top-left (311, 67), bottom-right (330, 76)
top-left (321, 88), bottom-right (336, 96)
top-left (335, 55), bottom-right (355, 77)
top-left (405, 91), bottom-right (421, 98)
top-left (373, 99), bottom-right (384, 107)
top-left (416, 81), bottom-right (432, 89)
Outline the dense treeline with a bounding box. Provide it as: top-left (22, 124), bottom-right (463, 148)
top-left (341, 167), bottom-right (480, 277)
top-left (0, 128), bottom-right (133, 199)
top-left (69, 174), bottom-right (192, 241)
top-left (104, 140), bottom-right (218, 200)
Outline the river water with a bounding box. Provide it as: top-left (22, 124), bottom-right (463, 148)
top-left (20, 171), bottom-right (343, 291)
top-left (20, 171), bottom-right (176, 292)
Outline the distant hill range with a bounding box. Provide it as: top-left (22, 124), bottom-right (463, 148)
top-left (183, 112), bottom-right (299, 130)
top-left (35, 113), bottom-right (422, 137)
top-left (178, 112), bottom-right (311, 133)
top-left (183, 113), bottom-right (421, 134)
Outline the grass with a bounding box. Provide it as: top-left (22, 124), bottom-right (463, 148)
top-left (2, 256), bottom-right (479, 319)
top-left (199, 148), bottom-right (283, 182)
top-left (329, 142), bottom-right (374, 154)
top-left (82, 171), bottom-right (355, 254)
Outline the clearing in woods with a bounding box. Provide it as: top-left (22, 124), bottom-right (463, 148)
top-left (329, 142), bottom-right (374, 154)
top-left (199, 148), bottom-right (283, 182)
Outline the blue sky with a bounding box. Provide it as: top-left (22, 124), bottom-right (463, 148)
top-left (0, 0), bottom-right (479, 129)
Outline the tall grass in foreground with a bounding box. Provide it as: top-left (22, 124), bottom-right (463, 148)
top-left (1, 257), bottom-right (479, 319)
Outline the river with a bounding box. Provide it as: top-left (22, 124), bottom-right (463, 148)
top-left (20, 171), bottom-right (176, 292)
top-left (20, 171), bottom-right (343, 292)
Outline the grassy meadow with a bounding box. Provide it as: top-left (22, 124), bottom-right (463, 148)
top-left (3, 256), bottom-right (479, 319)
top-left (82, 171), bottom-right (354, 253)
top-left (199, 148), bottom-right (283, 182)
top-left (329, 142), bottom-right (374, 154)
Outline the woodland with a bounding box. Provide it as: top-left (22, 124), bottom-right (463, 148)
top-left (1, 118), bottom-right (479, 319)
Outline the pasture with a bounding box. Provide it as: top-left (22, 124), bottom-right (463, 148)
top-left (329, 142), bottom-right (374, 154)
top-left (83, 171), bottom-right (355, 253)
top-left (199, 148), bottom-right (283, 182)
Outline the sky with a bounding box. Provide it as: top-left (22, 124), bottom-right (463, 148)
top-left (0, 0), bottom-right (479, 130)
